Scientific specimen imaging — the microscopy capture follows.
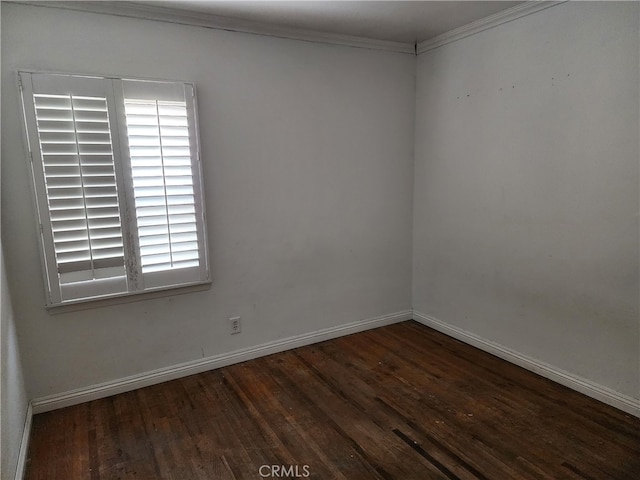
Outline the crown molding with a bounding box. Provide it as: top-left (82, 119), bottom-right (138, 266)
top-left (417, 1), bottom-right (568, 55)
top-left (11, 1), bottom-right (415, 55)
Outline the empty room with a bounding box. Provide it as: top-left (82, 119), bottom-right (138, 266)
top-left (1, 1), bottom-right (639, 479)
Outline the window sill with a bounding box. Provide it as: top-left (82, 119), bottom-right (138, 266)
top-left (46, 280), bottom-right (212, 315)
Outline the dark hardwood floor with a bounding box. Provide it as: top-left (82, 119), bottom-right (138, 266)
top-left (25, 321), bottom-right (640, 479)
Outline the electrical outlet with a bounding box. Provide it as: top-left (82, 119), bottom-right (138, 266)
top-left (229, 316), bottom-right (241, 335)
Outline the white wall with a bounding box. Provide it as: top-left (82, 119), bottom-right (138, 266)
top-left (0, 244), bottom-right (28, 480)
top-left (413, 2), bottom-right (639, 400)
top-left (1, 3), bottom-right (415, 399)
top-left (1, 3), bottom-right (30, 473)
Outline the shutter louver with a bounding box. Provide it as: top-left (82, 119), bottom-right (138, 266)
top-left (34, 93), bottom-right (126, 283)
top-left (124, 99), bottom-right (200, 274)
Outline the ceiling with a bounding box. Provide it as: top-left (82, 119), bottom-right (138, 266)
top-left (125, 1), bottom-right (524, 45)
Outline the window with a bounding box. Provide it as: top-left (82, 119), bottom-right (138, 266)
top-left (19, 72), bottom-right (209, 306)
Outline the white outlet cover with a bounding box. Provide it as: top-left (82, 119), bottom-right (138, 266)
top-left (229, 316), bottom-right (241, 334)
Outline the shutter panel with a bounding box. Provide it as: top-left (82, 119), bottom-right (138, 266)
top-left (33, 92), bottom-right (126, 284)
top-left (20, 72), bottom-right (209, 305)
top-left (123, 99), bottom-right (200, 274)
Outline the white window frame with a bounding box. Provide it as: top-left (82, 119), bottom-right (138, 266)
top-left (18, 71), bottom-right (210, 307)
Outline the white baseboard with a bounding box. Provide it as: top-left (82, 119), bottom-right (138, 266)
top-left (413, 311), bottom-right (640, 418)
top-left (14, 401), bottom-right (33, 480)
top-left (31, 310), bottom-right (412, 414)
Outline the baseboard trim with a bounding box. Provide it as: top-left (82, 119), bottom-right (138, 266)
top-left (29, 309), bottom-right (638, 417)
top-left (14, 401), bottom-right (33, 480)
top-left (31, 310), bottom-right (412, 414)
top-left (413, 311), bottom-right (640, 418)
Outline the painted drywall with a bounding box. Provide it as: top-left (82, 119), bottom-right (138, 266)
top-left (1, 244), bottom-right (28, 478)
top-left (1, 5), bottom-right (30, 471)
top-left (413, 2), bottom-right (639, 399)
top-left (1, 3), bottom-right (415, 399)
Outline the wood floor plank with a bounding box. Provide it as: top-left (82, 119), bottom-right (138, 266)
top-left (262, 351), bottom-right (450, 480)
top-left (294, 335), bottom-right (524, 479)
top-left (24, 321), bottom-right (640, 479)
top-left (362, 325), bottom-right (637, 479)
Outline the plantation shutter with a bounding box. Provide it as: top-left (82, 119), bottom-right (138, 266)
top-left (34, 94), bottom-right (125, 278)
top-left (118, 79), bottom-right (208, 289)
top-left (20, 72), bottom-right (209, 306)
top-left (20, 73), bottom-right (129, 303)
